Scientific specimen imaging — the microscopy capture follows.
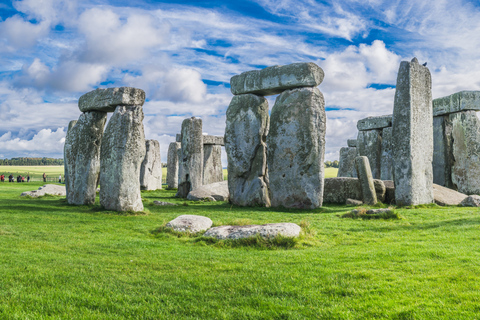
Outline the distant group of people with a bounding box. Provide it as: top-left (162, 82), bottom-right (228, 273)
top-left (1, 174), bottom-right (30, 182)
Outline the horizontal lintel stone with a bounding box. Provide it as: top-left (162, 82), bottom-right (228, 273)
top-left (433, 91), bottom-right (480, 116)
top-left (357, 115), bottom-right (392, 131)
top-left (203, 135), bottom-right (225, 146)
top-left (79, 87), bottom-right (145, 113)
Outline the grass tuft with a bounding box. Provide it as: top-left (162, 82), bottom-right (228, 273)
top-left (195, 234), bottom-right (298, 250)
top-left (341, 207), bottom-right (401, 220)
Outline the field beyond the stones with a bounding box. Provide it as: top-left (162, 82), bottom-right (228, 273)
top-left (1, 181), bottom-right (480, 319)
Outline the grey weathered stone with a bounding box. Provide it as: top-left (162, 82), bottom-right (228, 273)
top-left (460, 195), bottom-right (480, 207)
top-left (165, 215), bottom-right (212, 233)
top-left (167, 142), bottom-right (181, 189)
top-left (203, 223), bottom-right (301, 240)
top-left (347, 139), bottom-right (357, 147)
top-left (187, 181), bottom-right (229, 202)
top-left (392, 58), bottom-right (434, 206)
top-left (380, 127), bottom-right (393, 181)
top-left (267, 87), bottom-right (326, 209)
top-left (323, 177), bottom-right (385, 204)
top-left (64, 111), bottom-right (107, 205)
top-left (176, 117), bottom-right (203, 198)
top-left (78, 87), bottom-right (145, 113)
top-left (433, 91), bottom-right (480, 116)
top-left (366, 208), bottom-right (393, 215)
top-left (203, 135), bottom-right (224, 145)
top-left (357, 129), bottom-right (382, 179)
top-left (355, 156), bottom-right (377, 205)
top-left (203, 145), bottom-right (223, 185)
top-left (99, 105), bottom-right (146, 212)
top-left (230, 62), bottom-right (324, 96)
top-left (225, 94), bottom-right (270, 207)
top-left (67, 120), bottom-right (77, 132)
top-left (176, 133), bottom-right (182, 142)
top-left (153, 201), bottom-right (176, 206)
top-left (64, 119), bottom-right (77, 199)
top-left (433, 184), bottom-right (467, 206)
top-left (140, 139), bottom-right (162, 191)
top-left (21, 184), bottom-right (66, 197)
top-left (383, 180), bottom-right (396, 205)
top-left (433, 115), bottom-right (454, 188)
top-left (346, 198), bottom-right (362, 206)
top-left (337, 147), bottom-right (357, 178)
top-left (373, 179), bottom-right (386, 203)
top-left (357, 115), bottom-right (392, 131)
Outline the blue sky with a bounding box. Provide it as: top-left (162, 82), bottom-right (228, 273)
top-left (1, 0), bottom-right (480, 162)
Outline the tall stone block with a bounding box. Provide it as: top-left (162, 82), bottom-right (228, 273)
top-left (140, 139), bottom-right (162, 190)
top-left (380, 127), bottom-right (393, 181)
top-left (167, 142), bottom-right (181, 189)
top-left (64, 112), bottom-right (106, 205)
top-left (203, 144), bottom-right (223, 185)
top-left (392, 58), bottom-right (433, 205)
top-left (225, 94), bottom-right (270, 207)
top-left (357, 129), bottom-right (382, 179)
top-left (355, 156), bottom-right (377, 205)
top-left (64, 119), bottom-right (77, 198)
top-left (100, 105), bottom-right (146, 211)
top-left (337, 147), bottom-right (357, 178)
top-left (432, 115), bottom-right (454, 188)
top-left (176, 117), bottom-right (203, 198)
top-left (267, 87), bottom-right (326, 209)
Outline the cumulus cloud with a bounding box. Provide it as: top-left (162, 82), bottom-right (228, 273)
top-left (0, 128), bottom-right (66, 157)
top-left (0, 15), bottom-right (50, 49)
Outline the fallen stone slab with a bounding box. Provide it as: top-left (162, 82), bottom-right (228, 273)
top-left (153, 201), bottom-right (176, 206)
top-left (346, 198), bottom-right (362, 206)
top-left (433, 91), bottom-right (480, 116)
top-left (366, 208), bottom-right (393, 215)
top-left (433, 184), bottom-right (467, 206)
top-left (21, 185), bottom-right (66, 197)
top-left (165, 215), bottom-right (212, 233)
top-left (460, 195), bottom-right (480, 207)
top-left (357, 115), bottom-right (392, 131)
top-left (187, 181), bottom-right (229, 202)
top-left (230, 62), bottom-right (324, 96)
top-left (78, 87), bottom-right (145, 112)
top-left (203, 135), bottom-right (225, 146)
top-left (203, 223), bottom-right (301, 240)
top-left (347, 139), bottom-right (357, 147)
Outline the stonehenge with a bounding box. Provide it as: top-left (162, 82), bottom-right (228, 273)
top-left (167, 142), bottom-right (181, 189)
top-left (140, 139), bottom-right (162, 191)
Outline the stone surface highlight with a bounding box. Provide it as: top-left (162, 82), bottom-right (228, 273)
top-left (79, 87), bottom-right (145, 112)
top-left (140, 139), bottom-right (162, 191)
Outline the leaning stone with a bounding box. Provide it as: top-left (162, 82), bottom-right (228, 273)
top-left (165, 215), bottom-right (212, 233)
top-left (392, 58), bottom-right (434, 205)
top-left (225, 94), bottom-right (270, 207)
top-left (187, 181), bottom-right (229, 202)
top-left (203, 135), bottom-right (225, 146)
top-left (433, 184), bottom-right (468, 206)
top-left (347, 139), bottom-right (357, 147)
top-left (21, 185), bottom-right (66, 197)
top-left (153, 201), bottom-right (176, 206)
top-left (380, 127), bottom-right (393, 180)
top-left (166, 142), bottom-right (181, 189)
top-left (432, 116), bottom-right (454, 188)
top-left (433, 91), bottom-right (480, 116)
top-left (203, 145), bottom-right (223, 185)
top-left (460, 195), bottom-right (480, 207)
top-left (140, 139), bottom-right (162, 191)
top-left (337, 147), bottom-right (357, 178)
top-left (355, 156), bottom-right (377, 205)
top-left (357, 115), bottom-right (392, 131)
top-left (230, 62), bottom-right (324, 96)
top-left (78, 87), bottom-right (145, 112)
top-left (357, 129), bottom-right (382, 179)
top-left (203, 223), bottom-right (301, 240)
top-left (64, 111), bottom-right (107, 205)
top-left (99, 105), bottom-right (146, 212)
top-left (267, 87), bottom-right (326, 209)
top-left (346, 198), bottom-right (363, 206)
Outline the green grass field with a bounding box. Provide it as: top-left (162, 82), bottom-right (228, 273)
top-left (1, 179), bottom-right (480, 319)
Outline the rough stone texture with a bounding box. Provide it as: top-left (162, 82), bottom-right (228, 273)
top-left (21, 185), bottom-right (66, 197)
top-left (392, 58), bottom-right (434, 206)
top-left (140, 139), bottom-right (162, 191)
top-left (203, 145), bottom-right (223, 185)
top-left (176, 117), bottom-right (204, 198)
top-left (347, 139), bottom-right (357, 147)
top-left (167, 142), bottom-right (181, 189)
top-left (355, 156), bottom-right (377, 205)
top-left (460, 195), bottom-right (480, 207)
top-left (357, 115), bottom-right (392, 131)
top-left (225, 94), bottom-right (270, 207)
top-left (153, 201), bottom-right (176, 206)
top-left (64, 120), bottom-right (77, 199)
top-left (203, 135), bottom-right (225, 145)
top-left (450, 111), bottom-right (480, 195)
top-left (176, 134), bottom-right (182, 142)
top-left (64, 111), bottom-right (107, 205)
top-left (230, 62), bottom-right (324, 96)
top-left (373, 179), bottom-right (386, 203)
top-left (433, 115), bottom-right (454, 188)
top-left (78, 87), bottom-right (145, 113)
top-left (204, 223), bottom-right (301, 240)
top-left (380, 127), bottom-right (393, 181)
top-left (267, 87), bottom-right (326, 209)
top-left (357, 129), bottom-right (382, 179)
top-left (337, 147), bottom-right (357, 178)
top-left (433, 91), bottom-right (480, 116)
top-left (383, 180), bottom-right (396, 205)
top-left (366, 208), bottom-right (393, 215)
top-left (165, 215), bottom-right (212, 233)
top-left (99, 105), bottom-right (146, 212)
top-left (346, 198), bottom-right (363, 206)
top-left (187, 181), bottom-right (229, 202)
top-left (433, 184), bottom-right (467, 206)
top-left (323, 177), bottom-right (385, 204)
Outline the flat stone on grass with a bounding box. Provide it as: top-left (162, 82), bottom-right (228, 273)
top-left (203, 223), bottom-right (301, 240)
top-left (460, 195), bottom-right (480, 207)
top-left (187, 181), bottom-right (229, 202)
top-left (21, 185), bottom-right (66, 197)
top-left (165, 215), bottom-right (213, 233)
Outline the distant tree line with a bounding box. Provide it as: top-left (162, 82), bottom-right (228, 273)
top-left (0, 157), bottom-right (64, 166)
top-left (325, 160), bottom-right (339, 168)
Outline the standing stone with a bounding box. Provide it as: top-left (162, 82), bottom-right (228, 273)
top-left (347, 139), bottom-right (357, 147)
top-left (100, 105), bottom-right (146, 211)
top-left (167, 142), bottom-right (181, 189)
top-left (140, 139), bottom-right (162, 190)
top-left (225, 94), bottom-right (270, 207)
top-left (433, 115), bottom-right (454, 188)
top-left (64, 112), bottom-right (107, 205)
top-left (267, 87), bottom-right (326, 209)
top-left (357, 129), bottom-right (382, 179)
top-left (203, 144), bottom-right (223, 185)
top-left (392, 58), bottom-right (433, 206)
top-left (64, 120), bottom-right (77, 198)
top-left (380, 127), bottom-right (393, 180)
top-left (337, 147), bottom-right (357, 178)
top-left (176, 117), bottom-right (203, 198)
top-left (355, 156), bottom-right (377, 205)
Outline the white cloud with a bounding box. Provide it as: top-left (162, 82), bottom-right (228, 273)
top-left (0, 128), bottom-right (66, 157)
top-left (0, 15), bottom-right (50, 49)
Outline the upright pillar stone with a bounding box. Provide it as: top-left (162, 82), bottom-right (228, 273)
top-left (225, 94), bottom-right (270, 207)
top-left (176, 117), bottom-right (203, 198)
top-left (167, 142), bottom-right (181, 189)
top-left (64, 112), bottom-right (106, 205)
top-left (380, 127), bottom-right (393, 181)
top-left (432, 115), bottom-right (454, 188)
top-left (392, 58), bottom-right (433, 205)
top-left (140, 139), bottom-right (162, 190)
top-left (64, 119), bottom-right (77, 198)
top-left (357, 130), bottom-right (382, 179)
top-left (100, 105), bottom-right (146, 211)
top-left (267, 87), bottom-right (326, 208)
top-left (337, 147), bottom-right (357, 178)
top-left (203, 144), bottom-right (223, 185)
top-left (355, 156), bottom-right (377, 205)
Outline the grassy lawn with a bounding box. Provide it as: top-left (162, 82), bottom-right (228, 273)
top-left (1, 181), bottom-right (480, 319)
